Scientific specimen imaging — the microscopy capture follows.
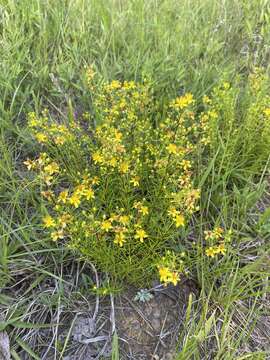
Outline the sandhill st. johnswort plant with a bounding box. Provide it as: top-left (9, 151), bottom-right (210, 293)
top-left (23, 69), bottom-right (270, 286)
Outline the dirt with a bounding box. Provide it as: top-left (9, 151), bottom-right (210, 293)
top-left (60, 278), bottom-right (199, 360)
top-left (115, 282), bottom-right (198, 359)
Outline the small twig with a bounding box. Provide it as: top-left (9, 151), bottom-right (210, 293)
top-left (78, 335), bottom-right (108, 344)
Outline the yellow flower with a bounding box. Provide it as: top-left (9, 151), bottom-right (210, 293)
top-left (28, 112), bottom-right (39, 127)
top-left (264, 108), bottom-right (270, 117)
top-left (173, 93), bottom-right (194, 109)
top-left (119, 215), bottom-right (129, 225)
top-left (205, 247), bottom-right (216, 258)
top-left (109, 213), bottom-right (118, 222)
top-left (59, 213), bottom-right (72, 228)
top-left (175, 214), bottom-right (185, 228)
top-left (133, 201), bottom-right (141, 209)
top-left (92, 176), bottom-right (99, 185)
top-left (58, 190), bottom-right (68, 204)
top-left (84, 188), bottom-right (95, 200)
top-left (41, 190), bottom-right (54, 201)
top-left (109, 80), bottom-right (121, 90)
top-left (170, 272), bottom-right (180, 286)
top-left (158, 266), bottom-right (171, 284)
top-left (24, 159), bottom-right (36, 171)
top-left (216, 243), bottom-right (226, 255)
top-left (44, 162), bottom-right (59, 175)
top-left (92, 152), bottom-right (104, 164)
top-left (140, 206), bottom-right (149, 216)
top-left (37, 153), bottom-right (48, 165)
top-left (204, 227), bottom-right (223, 240)
top-left (203, 95), bottom-right (211, 105)
top-left (208, 110), bottom-right (218, 119)
top-left (168, 207), bottom-right (178, 217)
top-left (101, 220), bottom-right (112, 232)
top-left (109, 157), bottom-right (117, 167)
top-left (135, 229), bottom-right (148, 243)
top-left (51, 229), bottom-right (64, 241)
top-left (69, 193), bottom-right (81, 208)
top-left (181, 159), bottom-right (191, 171)
top-left (43, 175), bottom-right (53, 186)
top-left (114, 130), bottom-right (122, 142)
top-left (119, 161), bottom-right (129, 174)
top-left (130, 176), bottom-right (140, 187)
top-left (167, 143), bottom-right (178, 155)
top-left (114, 232), bottom-right (126, 247)
top-left (54, 135), bottom-right (65, 145)
top-left (35, 133), bottom-right (48, 143)
top-left (213, 227), bottom-right (224, 239)
top-left (43, 215), bottom-right (56, 228)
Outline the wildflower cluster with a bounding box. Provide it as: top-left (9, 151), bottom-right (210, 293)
top-left (27, 111), bottom-right (79, 146)
top-left (24, 77), bottom-right (211, 285)
top-left (157, 251), bottom-right (186, 286)
top-left (204, 227), bottom-right (232, 258)
top-left (24, 152), bottom-right (59, 186)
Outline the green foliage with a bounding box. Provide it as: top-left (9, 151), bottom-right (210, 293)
top-left (23, 80), bottom-right (203, 286)
top-left (1, 0), bottom-right (270, 120)
top-left (0, 0), bottom-right (270, 358)
top-left (22, 69), bottom-right (270, 288)
top-left (202, 70), bottom-right (270, 176)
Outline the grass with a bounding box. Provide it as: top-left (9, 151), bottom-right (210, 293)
top-left (0, 0), bottom-right (270, 358)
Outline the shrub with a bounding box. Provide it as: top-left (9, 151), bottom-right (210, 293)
top-left (24, 69), bottom-right (270, 286)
